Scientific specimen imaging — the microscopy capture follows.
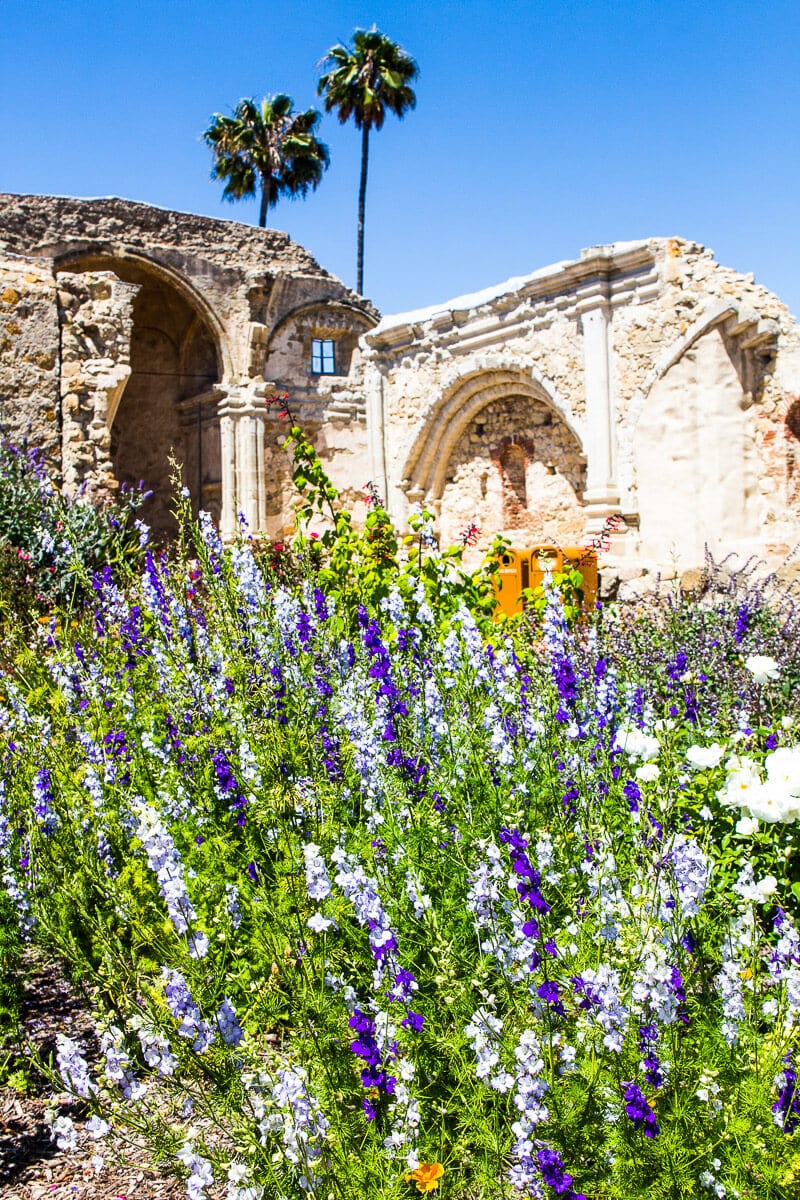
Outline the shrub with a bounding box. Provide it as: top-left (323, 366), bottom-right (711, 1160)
top-left (0, 436), bottom-right (149, 626)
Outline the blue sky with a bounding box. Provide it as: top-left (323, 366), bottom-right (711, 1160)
top-left (4, 1), bottom-right (800, 316)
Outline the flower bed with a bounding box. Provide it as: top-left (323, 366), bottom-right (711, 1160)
top-left (2, 460), bottom-right (800, 1199)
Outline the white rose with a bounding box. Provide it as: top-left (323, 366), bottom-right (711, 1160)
top-left (686, 743), bottom-right (725, 770)
top-left (765, 746), bottom-right (800, 796)
top-left (635, 762), bottom-right (661, 782)
top-left (735, 815), bottom-right (759, 836)
top-left (614, 722), bottom-right (659, 762)
top-left (744, 655), bottom-right (781, 684)
top-left (745, 782), bottom-right (798, 824)
top-left (717, 755), bottom-right (762, 809)
top-left (755, 874), bottom-right (779, 899)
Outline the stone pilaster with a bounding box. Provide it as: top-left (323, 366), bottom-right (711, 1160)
top-left (364, 360), bottom-right (391, 511)
top-left (217, 383), bottom-right (270, 539)
top-left (578, 290), bottom-right (621, 533)
top-left (57, 272), bottom-right (139, 500)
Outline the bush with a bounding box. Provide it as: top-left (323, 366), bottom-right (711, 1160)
top-left (0, 436), bottom-right (149, 627)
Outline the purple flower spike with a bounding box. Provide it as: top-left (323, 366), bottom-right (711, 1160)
top-left (621, 1081), bottom-right (660, 1137)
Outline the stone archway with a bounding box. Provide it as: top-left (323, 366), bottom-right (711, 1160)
top-left (58, 255), bottom-right (223, 536)
top-left (436, 392), bottom-right (587, 548)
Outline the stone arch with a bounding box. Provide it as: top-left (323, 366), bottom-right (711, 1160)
top-left (401, 366), bottom-right (586, 547)
top-left (264, 299), bottom-right (376, 386)
top-left (56, 250), bottom-right (227, 536)
top-left (401, 362), bottom-right (584, 503)
top-left (54, 246), bottom-right (232, 378)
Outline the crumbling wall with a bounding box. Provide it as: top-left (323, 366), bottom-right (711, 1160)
top-left (0, 193), bottom-right (377, 538)
top-left (438, 395), bottom-right (586, 548)
top-left (57, 271), bottom-right (138, 499)
top-left (0, 253), bottom-right (60, 468)
top-left (349, 237), bottom-right (800, 571)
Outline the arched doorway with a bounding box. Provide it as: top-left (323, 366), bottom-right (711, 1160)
top-left (58, 255), bottom-right (222, 537)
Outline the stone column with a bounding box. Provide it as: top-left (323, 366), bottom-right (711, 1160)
top-left (578, 290), bottom-right (621, 533)
top-left (364, 360), bottom-right (390, 509)
top-left (217, 384), bottom-right (269, 540)
top-left (218, 396), bottom-right (236, 540)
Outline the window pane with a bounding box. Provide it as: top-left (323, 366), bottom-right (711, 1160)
top-left (311, 337), bottom-right (336, 374)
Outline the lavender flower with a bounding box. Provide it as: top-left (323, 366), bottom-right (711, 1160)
top-left (331, 848), bottom-right (399, 983)
top-left (177, 1142), bottom-right (215, 1200)
top-left (668, 834), bottom-right (709, 918)
top-left (100, 1025), bottom-right (146, 1099)
top-left (270, 1064), bottom-right (330, 1190)
top-left (162, 967), bottom-right (215, 1052)
top-left (49, 1113), bottom-right (78, 1152)
top-left (349, 1007), bottom-right (397, 1116)
top-left (773, 1053), bottom-right (800, 1132)
top-left (465, 1004), bottom-right (514, 1093)
top-left (509, 1028), bottom-right (550, 1193)
top-left (215, 996), bottom-right (244, 1046)
top-left (56, 1034), bottom-right (97, 1098)
top-left (537, 1145), bottom-right (586, 1200)
top-left (621, 1080), bottom-right (660, 1137)
top-left (304, 842), bottom-right (332, 901)
top-left (134, 799), bottom-right (202, 948)
top-left (33, 767), bottom-right (57, 834)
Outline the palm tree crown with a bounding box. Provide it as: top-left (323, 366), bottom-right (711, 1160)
top-left (204, 95), bottom-right (329, 229)
top-left (318, 29), bottom-right (418, 294)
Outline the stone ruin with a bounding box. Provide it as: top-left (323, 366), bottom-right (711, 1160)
top-left (2, 193), bottom-right (800, 585)
top-left (0, 194), bottom-right (377, 539)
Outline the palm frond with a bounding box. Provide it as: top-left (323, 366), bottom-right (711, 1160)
top-left (203, 93), bottom-right (330, 224)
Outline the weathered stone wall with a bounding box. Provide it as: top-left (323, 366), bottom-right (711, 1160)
top-left (349, 238), bottom-right (800, 573)
top-left (0, 253), bottom-right (60, 466)
top-left (0, 194), bottom-right (377, 538)
top-left (438, 394), bottom-right (586, 548)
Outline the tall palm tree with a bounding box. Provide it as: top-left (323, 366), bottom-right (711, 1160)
top-left (318, 29), bottom-right (418, 295)
top-left (204, 95), bottom-right (329, 229)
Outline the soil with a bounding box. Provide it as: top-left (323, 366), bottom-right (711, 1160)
top-left (0, 954), bottom-right (187, 1200)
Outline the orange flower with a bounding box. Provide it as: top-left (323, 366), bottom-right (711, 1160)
top-left (406, 1163), bottom-right (444, 1193)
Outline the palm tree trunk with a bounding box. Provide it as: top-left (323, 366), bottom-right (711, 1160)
top-left (260, 174), bottom-right (272, 229)
top-left (357, 124), bottom-right (369, 295)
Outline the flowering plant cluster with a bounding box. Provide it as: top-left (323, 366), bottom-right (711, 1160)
top-left (2, 446), bottom-right (800, 1198)
top-left (0, 435), bottom-right (149, 630)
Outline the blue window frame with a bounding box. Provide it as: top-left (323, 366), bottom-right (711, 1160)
top-left (312, 337), bottom-right (336, 374)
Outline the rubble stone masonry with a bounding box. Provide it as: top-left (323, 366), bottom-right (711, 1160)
top-left (1, 194), bottom-right (799, 576)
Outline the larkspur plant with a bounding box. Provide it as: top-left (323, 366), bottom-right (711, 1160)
top-left (3, 429), bottom-right (800, 1198)
top-left (0, 433), bottom-right (149, 632)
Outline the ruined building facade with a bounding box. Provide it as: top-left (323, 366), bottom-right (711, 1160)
top-left (0, 194), bottom-right (377, 539)
top-left (2, 193), bottom-right (800, 574)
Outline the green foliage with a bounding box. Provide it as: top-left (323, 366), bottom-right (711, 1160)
top-left (281, 420), bottom-right (499, 631)
top-left (204, 95), bottom-right (329, 228)
top-left (521, 566), bottom-right (588, 631)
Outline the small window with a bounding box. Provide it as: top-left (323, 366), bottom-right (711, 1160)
top-left (311, 338), bottom-right (336, 375)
